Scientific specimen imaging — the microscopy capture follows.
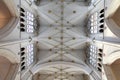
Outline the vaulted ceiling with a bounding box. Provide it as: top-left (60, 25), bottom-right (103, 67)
top-left (33, 0), bottom-right (91, 80)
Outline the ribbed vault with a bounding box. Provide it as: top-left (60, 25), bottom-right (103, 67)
top-left (33, 0), bottom-right (91, 80)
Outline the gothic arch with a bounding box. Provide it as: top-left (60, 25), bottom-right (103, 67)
top-left (0, 0), bottom-right (19, 39)
top-left (105, 50), bottom-right (120, 64)
top-left (0, 48), bottom-right (19, 63)
top-left (31, 61), bottom-right (92, 75)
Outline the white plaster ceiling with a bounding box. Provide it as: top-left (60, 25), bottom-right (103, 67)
top-left (34, 0), bottom-right (91, 80)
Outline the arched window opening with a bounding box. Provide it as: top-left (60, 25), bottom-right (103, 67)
top-left (21, 47), bottom-right (25, 51)
top-left (21, 57), bottom-right (25, 61)
top-left (20, 8), bottom-right (25, 12)
top-left (20, 23), bottom-right (25, 27)
top-left (98, 49), bottom-right (103, 52)
top-left (98, 63), bottom-right (102, 67)
top-left (100, 9), bottom-right (104, 13)
top-left (21, 52), bottom-right (25, 56)
top-left (99, 14), bottom-right (104, 18)
top-left (97, 67), bottom-right (102, 72)
top-left (98, 53), bottom-right (102, 57)
top-left (20, 28), bottom-right (25, 32)
top-left (99, 24), bottom-right (104, 28)
top-left (21, 62), bottom-right (25, 66)
top-left (98, 58), bottom-right (102, 62)
top-left (99, 19), bottom-right (104, 23)
top-left (21, 66), bottom-right (25, 71)
top-left (99, 29), bottom-right (104, 33)
top-left (20, 13), bottom-right (25, 17)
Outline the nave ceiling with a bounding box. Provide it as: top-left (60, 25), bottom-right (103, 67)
top-left (33, 0), bottom-right (91, 80)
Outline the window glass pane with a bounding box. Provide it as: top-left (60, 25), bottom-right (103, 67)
top-left (89, 45), bottom-right (98, 68)
top-left (91, 27), bottom-right (94, 30)
top-left (91, 23), bottom-right (94, 26)
top-left (26, 44), bottom-right (34, 66)
top-left (26, 12), bottom-right (34, 33)
top-left (94, 21), bottom-right (97, 25)
top-left (89, 12), bottom-right (98, 34)
top-left (91, 30), bottom-right (93, 33)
